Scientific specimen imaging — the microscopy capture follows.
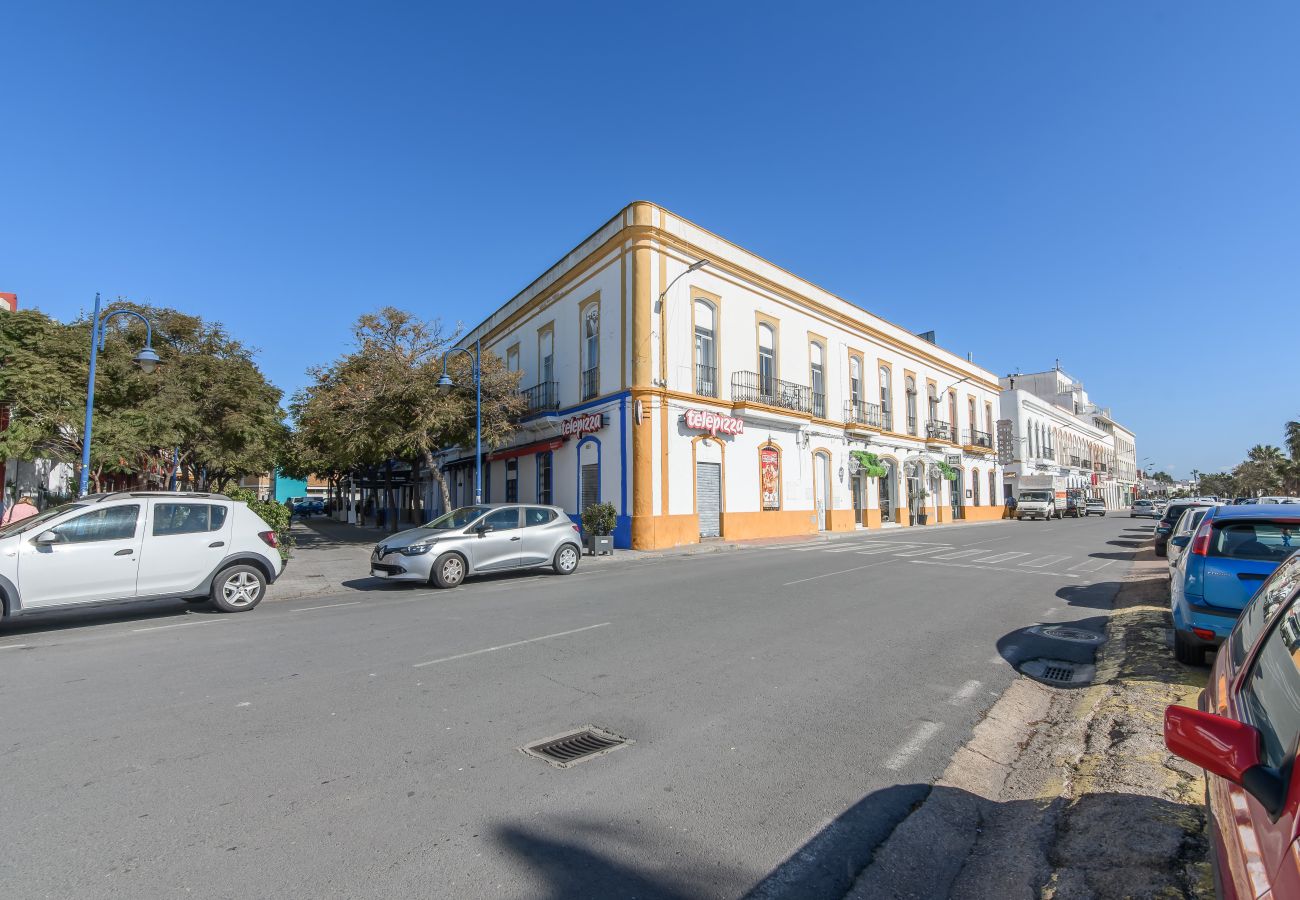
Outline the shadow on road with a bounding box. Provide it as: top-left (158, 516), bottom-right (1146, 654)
top-left (1055, 581), bottom-right (1122, 611)
top-left (1106, 538), bottom-right (1145, 548)
top-left (995, 611), bottom-right (1109, 676)
top-left (0, 598), bottom-right (218, 636)
top-left (1088, 550), bottom-right (1138, 561)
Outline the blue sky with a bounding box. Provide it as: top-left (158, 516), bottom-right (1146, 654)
top-left (3, 1), bottom-right (1297, 477)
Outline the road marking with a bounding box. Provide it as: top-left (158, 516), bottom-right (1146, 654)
top-left (1067, 558), bottom-right (1107, 572)
top-left (1020, 554), bottom-right (1071, 568)
top-left (948, 680), bottom-right (981, 705)
top-left (885, 721), bottom-right (942, 770)
top-left (893, 546), bottom-right (951, 557)
top-left (823, 545), bottom-right (864, 553)
top-left (975, 551), bottom-right (1030, 564)
top-left (0, 643), bottom-right (29, 650)
top-left (412, 622), bottom-right (611, 668)
top-left (910, 560), bottom-right (1080, 578)
top-left (782, 561), bottom-right (891, 586)
top-left (933, 548), bottom-right (986, 560)
top-left (855, 545), bottom-right (915, 555)
top-left (131, 619), bottom-right (226, 633)
top-left (292, 601), bottom-right (363, 612)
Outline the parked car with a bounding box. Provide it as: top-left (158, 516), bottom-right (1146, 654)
top-left (1155, 500), bottom-right (1218, 557)
top-left (1131, 499), bottom-right (1158, 518)
top-left (293, 497), bottom-right (324, 516)
top-left (369, 504), bottom-right (583, 588)
top-left (1085, 498), bottom-right (1107, 517)
top-left (1016, 489), bottom-right (1057, 521)
top-left (1252, 496), bottom-right (1300, 505)
top-left (1166, 506), bottom-right (1213, 570)
top-left (0, 491), bottom-right (283, 619)
top-left (1170, 505), bottom-right (1299, 664)
top-left (1164, 548), bottom-right (1300, 898)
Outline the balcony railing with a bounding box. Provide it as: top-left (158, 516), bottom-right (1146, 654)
top-left (1070, 455), bottom-right (1082, 468)
top-left (907, 413), bottom-right (918, 435)
top-left (845, 399), bottom-right (886, 429)
top-left (731, 371), bottom-right (820, 416)
top-left (581, 366), bottom-right (599, 401)
top-left (1038, 447), bottom-right (1055, 460)
top-left (925, 420), bottom-right (954, 442)
top-left (881, 407), bottom-right (894, 432)
top-left (964, 427), bottom-right (993, 449)
top-left (518, 381), bottom-right (559, 415)
top-left (696, 364), bottom-right (718, 398)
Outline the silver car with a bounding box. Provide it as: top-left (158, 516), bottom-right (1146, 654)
top-left (1131, 499), bottom-right (1158, 519)
top-left (369, 504), bottom-right (583, 588)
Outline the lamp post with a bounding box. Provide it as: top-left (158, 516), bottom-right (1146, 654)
top-left (437, 339), bottom-right (483, 505)
top-left (79, 294), bottom-right (162, 497)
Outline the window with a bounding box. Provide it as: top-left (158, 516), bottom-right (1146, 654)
top-left (582, 307), bottom-right (599, 400)
top-left (985, 403), bottom-right (994, 436)
top-left (579, 439), bottom-right (600, 512)
top-left (758, 324), bottom-right (776, 396)
top-left (482, 507), bottom-right (521, 531)
top-left (949, 392), bottom-right (958, 429)
top-left (50, 505), bottom-right (139, 543)
top-left (506, 346), bottom-right (520, 372)
top-left (809, 342), bottom-right (825, 417)
top-left (1210, 522), bottom-right (1298, 562)
top-left (153, 503), bottom-right (227, 536)
top-left (905, 377), bottom-right (917, 434)
top-left (525, 507), bottom-right (557, 527)
top-left (505, 458), bottom-right (518, 503)
top-left (539, 329), bottom-right (554, 384)
top-left (927, 383), bottom-right (939, 422)
top-left (536, 450), bottom-right (553, 504)
top-left (989, 470), bottom-right (997, 506)
top-left (849, 357), bottom-right (861, 406)
top-left (1231, 555), bottom-right (1300, 667)
top-left (1241, 599), bottom-right (1300, 769)
top-left (972, 470), bottom-right (981, 506)
top-left (968, 398), bottom-right (976, 434)
top-left (694, 301), bottom-right (717, 397)
top-left (879, 366), bottom-right (892, 427)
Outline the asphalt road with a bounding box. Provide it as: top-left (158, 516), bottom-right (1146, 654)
top-left (0, 514), bottom-right (1152, 899)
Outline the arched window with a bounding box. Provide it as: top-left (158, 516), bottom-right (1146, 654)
top-left (985, 402), bottom-right (994, 437)
top-left (905, 376), bottom-right (918, 435)
top-left (694, 300), bottom-right (716, 397)
top-left (539, 328), bottom-right (554, 385)
top-left (758, 324), bottom-right (776, 398)
top-left (927, 383), bottom-right (939, 424)
top-left (967, 397), bottom-right (976, 437)
top-left (809, 342), bottom-right (826, 417)
top-left (972, 469), bottom-right (981, 506)
top-left (949, 391), bottom-right (958, 432)
top-left (582, 306), bottom-right (599, 400)
top-left (849, 357), bottom-right (862, 407)
top-left (879, 367), bottom-right (892, 429)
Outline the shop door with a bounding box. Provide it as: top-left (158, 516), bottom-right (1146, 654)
top-left (814, 453), bottom-right (830, 531)
top-left (950, 471), bottom-right (963, 520)
top-left (696, 462), bottom-right (721, 538)
top-left (851, 473), bottom-right (864, 525)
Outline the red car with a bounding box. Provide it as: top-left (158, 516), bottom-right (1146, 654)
top-left (1165, 549), bottom-right (1300, 898)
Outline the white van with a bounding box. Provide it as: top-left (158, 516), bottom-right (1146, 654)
top-left (0, 492), bottom-right (284, 619)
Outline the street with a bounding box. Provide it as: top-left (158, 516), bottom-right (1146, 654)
top-left (2, 516), bottom-right (1144, 899)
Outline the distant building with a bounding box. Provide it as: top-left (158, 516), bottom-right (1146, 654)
top-left (999, 365), bottom-right (1138, 510)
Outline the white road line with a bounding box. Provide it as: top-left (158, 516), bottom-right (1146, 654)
top-left (975, 551), bottom-right (1030, 564)
top-left (884, 721), bottom-right (942, 771)
top-left (910, 560), bottom-right (1080, 578)
top-left (1020, 554), bottom-right (1070, 568)
top-left (291, 601), bottom-right (363, 612)
top-left (948, 680), bottom-right (981, 705)
top-left (856, 545), bottom-right (914, 555)
top-left (783, 561), bottom-right (891, 586)
top-left (131, 619), bottom-right (226, 633)
top-left (894, 546), bottom-right (952, 557)
top-left (1067, 558), bottom-right (1106, 572)
top-left (824, 545), bottom-right (863, 553)
top-left (0, 643), bottom-right (29, 650)
top-left (412, 622), bottom-right (611, 668)
top-left (933, 548), bottom-right (986, 560)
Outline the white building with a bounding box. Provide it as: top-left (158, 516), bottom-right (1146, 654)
top-left (998, 366), bottom-right (1138, 510)
top-left (439, 202), bottom-right (1004, 550)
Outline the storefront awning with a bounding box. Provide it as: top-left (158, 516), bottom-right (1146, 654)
top-left (488, 437), bottom-right (565, 462)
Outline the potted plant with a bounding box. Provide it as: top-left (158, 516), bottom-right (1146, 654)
top-left (915, 486), bottom-right (930, 525)
top-left (581, 502), bottom-right (617, 555)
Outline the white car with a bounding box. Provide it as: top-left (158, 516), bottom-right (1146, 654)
top-left (0, 492), bottom-right (284, 619)
top-left (1131, 499), bottom-right (1159, 518)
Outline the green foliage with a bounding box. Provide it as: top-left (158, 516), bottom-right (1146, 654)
top-left (581, 501), bottom-right (618, 536)
top-left (849, 450), bottom-right (887, 478)
top-left (1150, 471), bottom-right (1174, 484)
top-left (224, 487), bottom-right (293, 561)
top-left (935, 461), bottom-right (958, 482)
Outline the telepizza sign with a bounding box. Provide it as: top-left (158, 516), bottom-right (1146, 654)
top-left (683, 408), bottom-right (744, 437)
top-left (561, 413), bottom-right (605, 437)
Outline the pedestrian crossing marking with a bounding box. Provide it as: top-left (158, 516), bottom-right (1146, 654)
top-left (933, 549), bottom-right (987, 560)
top-left (1020, 554), bottom-right (1070, 568)
top-left (974, 551), bottom-right (1030, 564)
top-left (1067, 558), bottom-right (1108, 572)
top-left (893, 546), bottom-right (952, 557)
top-left (857, 545), bottom-right (916, 555)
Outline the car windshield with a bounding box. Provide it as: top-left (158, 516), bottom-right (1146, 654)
top-left (0, 502), bottom-right (85, 538)
top-left (422, 505), bottom-right (493, 530)
top-left (1020, 491), bottom-right (1052, 502)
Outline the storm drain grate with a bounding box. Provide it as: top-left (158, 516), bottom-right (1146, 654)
top-left (1018, 658), bottom-right (1096, 686)
top-left (1042, 664), bottom-right (1076, 683)
top-left (522, 727), bottom-right (630, 768)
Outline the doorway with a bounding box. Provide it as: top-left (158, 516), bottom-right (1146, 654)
top-left (880, 461), bottom-right (896, 524)
top-left (851, 472), bottom-right (864, 525)
top-left (950, 469), bottom-right (963, 521)
top-left (814, 452), bottom-right (831, 531)
top-left (696, 462), bottom-right (721, 538)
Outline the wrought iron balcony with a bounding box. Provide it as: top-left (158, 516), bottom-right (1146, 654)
top-left (581, 366), bottom-right (599, 401)
top-left (964, 427), bottom-right (993, 449)
top-left (1039, 447), bottom-right (1055, 460)
top-left (845, 399), bottom-right (886, 430)
top-left (925, 420), bottom-right (954, 442)
top-left (906, 413), bottom-right (918, 435)
top-left (1070, 455), bottom-right (1082, 468)
top-left (731, 371), bottom-right (818, 416)
top-left (696, 364), bottom-right (718, 398)
top-left (518, 381), bottom-right (559, 415)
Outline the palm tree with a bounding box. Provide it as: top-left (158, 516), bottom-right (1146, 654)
top-left (1286, 419), bottom-right (1300, 461)
top-left (1249, 444), bottom-right (1286, 465)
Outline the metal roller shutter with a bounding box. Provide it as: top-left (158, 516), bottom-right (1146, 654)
top-left (697, 462), bottom-right (721, 538)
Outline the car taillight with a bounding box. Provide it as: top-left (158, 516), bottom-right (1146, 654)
top-left (1190, 521), bottom-right (1213, 556)
top-left (572, 524), bottom-right (581, 534)
top-left (1192, 627), bottom-right (1216, 641)
top-left (258, 530), bottom-right (279, 548)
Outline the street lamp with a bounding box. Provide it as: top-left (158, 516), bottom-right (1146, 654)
top-left (437, 339), bottom-right (483, 505)
top-left (79, 293), bottom-right (162, 497)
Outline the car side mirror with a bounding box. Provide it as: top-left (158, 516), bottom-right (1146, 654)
top-left (1165, 705), bottom-right (1285, 817)
top-left (34, 530), bottom-right (58, 545)
top-left (475, 524), bottom-right (494, 536)
top-left (1171, 535), bottom-right (1190, 548)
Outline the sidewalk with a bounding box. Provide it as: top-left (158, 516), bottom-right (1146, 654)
top-left (273, 514), bottom-right (1016, 602)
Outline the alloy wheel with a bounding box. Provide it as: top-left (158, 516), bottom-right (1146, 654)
top-left (222, 572), bottom-right (262, 607)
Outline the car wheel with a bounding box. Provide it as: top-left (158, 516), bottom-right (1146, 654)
top-left (1174, 630), bottom-right (1206, 666)
top-left (432, 552), bottom-right (467, 589)
top-left (209, 565), bottom-right (266, 612)
top-left (553, 543), bottom-right (580, 576)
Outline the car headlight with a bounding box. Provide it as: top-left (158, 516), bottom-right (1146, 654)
top-left (399, 542), bottom-right (434, 556)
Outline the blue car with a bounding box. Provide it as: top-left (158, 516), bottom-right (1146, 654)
top-left (1170, 504), bottom-right (1300, 664)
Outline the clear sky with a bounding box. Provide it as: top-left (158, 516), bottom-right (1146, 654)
top-left (4, 1), bottom-right (1297, 477)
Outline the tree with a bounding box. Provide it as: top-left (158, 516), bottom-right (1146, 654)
top-left (289, 307), bottom-right (524, 511)
top-left (1286, 418), bottom-right (1300, 461)
top-left (1198, 472), bottom-right (1235, 498)
top-left (1150, 471), bottom-right (1174, 484)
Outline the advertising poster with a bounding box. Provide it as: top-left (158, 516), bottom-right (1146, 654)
top-left (760, 447), bottom-right (780, 510)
